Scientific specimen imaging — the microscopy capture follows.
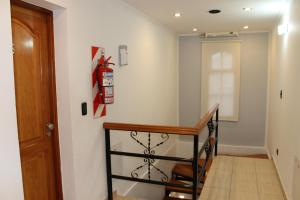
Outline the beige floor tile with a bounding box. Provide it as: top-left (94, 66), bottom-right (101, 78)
top-left (199, 187), bottom-right (230, 200)
top-left (211, 156), bottom-right (234, 171)
top-left (256, 167), bottom-right (277, 175)
top-left (255, 159), bottom-right (275, 169)
top-left (256, 172), bottom-right (281, 184)
top-left (212, 163), bottom-right (233, 171)
top-left (205, 169), bottom-right (232, 189)
top-left (230, 191), bottom-right (259, 200)
top-left (256, 166), bottom-right (277, 176)
top-left (205, 175), bottom-right (232, 189)
top-left (232, 170), bottom-right (257, 182)
top-left (115, 195), bottom-right (137, 200)
top-left (258, 182), bottom-right (284, 196)
top-left (255, 159), bottom-right (277, 176)
top-left (233, 167), bottom-right (256, 176)
top-left (233, 158), bottom-right (256, 174)
top-left (233, 157), bottom-right (256, 167)
top-left (231, 179), bottom-right (258, 193)
top-left (214, 156), bottom-right (234, 163)
top-left (201, 156), bottom-right (286, 200)
top-left (259, 193), bottom-right (285, 200)
top-left (208, 167), bottom-right (233, 178)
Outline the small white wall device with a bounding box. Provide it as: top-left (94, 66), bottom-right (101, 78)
top-left (119, 45), bottom-right (128, 66)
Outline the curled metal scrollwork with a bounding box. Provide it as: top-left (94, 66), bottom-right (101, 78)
top-left (150, 133), bottom-right (170, 151)
top-left (129, 131), bottom-right (169, 182)
top-left (131, 162), bottom-right (148, 178)
top-left (152, 165), bottom-right (169, 182)
top-left (130, 131), bottom-right (148, 149)
top-left (204, 140), bottom-right (211, 157)
top-left (207, 119), bottom-right (215, 134)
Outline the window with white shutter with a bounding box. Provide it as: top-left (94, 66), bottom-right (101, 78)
top-left (201, 41), bottom-right (240, 121)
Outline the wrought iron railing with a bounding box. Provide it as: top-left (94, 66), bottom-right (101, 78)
top-left (103, 104), bottom-right (219, 200)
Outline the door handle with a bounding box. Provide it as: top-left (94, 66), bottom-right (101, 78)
top-left (46, 123), bottom-right (54, 137)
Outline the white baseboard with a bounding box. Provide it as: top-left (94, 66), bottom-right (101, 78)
top-left (176, 140), bottom-right (267, 158)
top-left (266, 145), bottom-right (271, 159)
top-left (272, 155), bottom-right (291, 200)
top-left (218, 144), bottom-right (267, 156)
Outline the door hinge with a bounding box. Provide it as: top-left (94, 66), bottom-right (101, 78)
top-left (12, 43), bottom-right (15, 55)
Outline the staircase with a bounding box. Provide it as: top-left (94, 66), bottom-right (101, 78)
top-left (164, 153), bottom-right (213, 199)
top-left (104, 104), bottom-right (220, 200)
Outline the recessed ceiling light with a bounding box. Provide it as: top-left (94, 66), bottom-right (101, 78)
top-left (243, 25), bottom-right (249, 29)
top-left (209, 9), bottom-right (221, 14)
top-left (174, 13), bottom-right (181, 18)
top-left (193, 28), bottom-right (198, 32)
top-left (278, 24), bottom-right (289, 35)
top-left (243, 7), bottom-right (252, 11)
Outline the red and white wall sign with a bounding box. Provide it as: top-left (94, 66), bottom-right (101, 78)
top-left (91, 46), bottom-right (106, 118)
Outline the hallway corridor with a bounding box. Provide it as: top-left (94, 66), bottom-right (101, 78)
top-left (200, 156), bottom-right (285, 200)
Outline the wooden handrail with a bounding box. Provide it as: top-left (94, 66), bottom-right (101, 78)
top-left (103, 104), bottom-right (219, 136)
top-left (194, 104), bottom-right (219, 131)
top-left (103, 123), bottom-right (198, 135)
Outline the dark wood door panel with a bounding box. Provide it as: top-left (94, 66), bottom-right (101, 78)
top-left (12, 18), bottom-right (44, 143)
top-left (22, 150), bottom-right (52, 200)
top-left (11, 1), bottom-right (63, 199)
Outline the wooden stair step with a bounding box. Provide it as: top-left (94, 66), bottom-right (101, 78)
top-left (172, 159), bottom-right (212, 180)
top-left (165, 138), bottom-right (216, 199)
top-left (220, 154), bottom-right (269, 159)
top-left (163, 195), bottom-right (191, 200)
top-left (165, 179), bottom-right (202, 195)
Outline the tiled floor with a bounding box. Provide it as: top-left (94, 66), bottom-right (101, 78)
top-left (115, 194), bottom-right (137, 200)
top-left (199, 156), bottom-right (286, 200)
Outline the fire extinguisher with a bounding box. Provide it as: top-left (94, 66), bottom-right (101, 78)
top-left (96, 55), bottom-right (115, 104)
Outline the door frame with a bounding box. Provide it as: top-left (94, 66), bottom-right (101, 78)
top-left (11, 0), bottom-right (64, 199)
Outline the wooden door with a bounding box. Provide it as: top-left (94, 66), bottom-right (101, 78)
top-left (11, 1), bottom-right (63, 200)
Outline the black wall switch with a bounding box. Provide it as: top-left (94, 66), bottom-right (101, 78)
top-left (81, 102), bottom-right (87, 116)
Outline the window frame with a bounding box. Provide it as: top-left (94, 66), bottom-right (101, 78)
top-left (201, 40), bottom-right (241, 122)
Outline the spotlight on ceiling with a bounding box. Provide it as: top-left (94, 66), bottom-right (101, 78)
top-left (193, 28), bottom-right (198, 32)
top-left (278, 24), bottom-right (289, 35)
top-left (243, 25), bottom-right (249, 29)
top-left (209, 9), bottom-right (221, 14)
top-left (174, 12), bottom-right (181, 18)
top-left (243, 7), bottom-right (252, 11)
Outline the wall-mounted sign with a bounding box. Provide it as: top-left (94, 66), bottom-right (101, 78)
top-left (91, 46), bottom-right (106, 118)
top-left (119, 45), bottom-right (128, 66)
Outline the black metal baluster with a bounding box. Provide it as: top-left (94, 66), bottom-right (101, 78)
top-left (105, 129), bottom-right (113, 200)
top-left (129, 132), bottom-right (170, 181)
top-left (207, 119), bottom-right (214, 136)
top-left (148, 132), bottom-right (151, 180)
top-left (215, 108), bottom-right (219, 156)
top-left (206, 118), bottom-right (214, 162)
top-left (192, 135), bottom-right (199, 200)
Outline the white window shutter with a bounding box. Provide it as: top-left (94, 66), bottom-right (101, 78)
top-left (201, 41), bottom-right (240, 121)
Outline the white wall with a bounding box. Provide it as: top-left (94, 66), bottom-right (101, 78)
top-left (0, 0), bottom-right (24, 199)
top-left (267, 0), bottom-right (300, 199)
top-left (1, 0), bottom-right (178, 199)
top-left (179, 33), bottom-right (269, 148)
top-left (66, 1), bottom-right (178, 199)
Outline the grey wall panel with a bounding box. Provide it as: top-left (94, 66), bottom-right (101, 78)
top-left (179, 33), bottom-right (269, 146)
